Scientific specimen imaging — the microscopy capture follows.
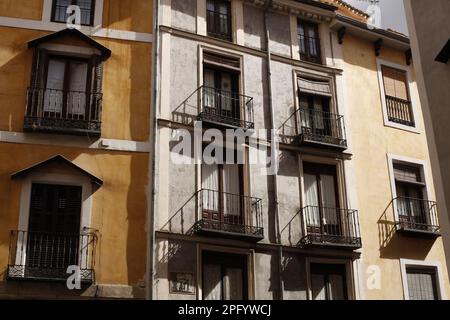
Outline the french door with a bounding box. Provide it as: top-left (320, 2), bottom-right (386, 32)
top-left (26, 184), bottom-right (82, 278)
top-left (298, 94), bottom-right (332, 138)
top-left (303, 163), bottom-right (341, 236)
top-left (201, 163), bottom-right (243, 225)
top-left (43, 56), bottom-right (90, 118)
top-left (202, 251), bottom-right (248, 300)
top-left (203, 67), bottom-right (240, 121)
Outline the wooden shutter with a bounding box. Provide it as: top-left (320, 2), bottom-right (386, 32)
top-left (382, 66), bottom-right (409, 100)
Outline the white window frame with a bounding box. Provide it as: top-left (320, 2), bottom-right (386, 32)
top-left (400, 259), bottom-right (446, 300)
top-left (376, 58), bottom-right (420, 134)
top-left (387, 154), bottom-right (433, 223)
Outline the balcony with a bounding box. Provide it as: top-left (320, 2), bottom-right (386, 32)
top-left (298, 206), bottom-right (361, 250)
top-left (279, 108), bottom-right (347, 150)
top-left (174, 85), bottom-right (254, 130)
top-left (394, 197), bottom-right (441, 238)
top-left (386, 95), bottom-right (415, 127)
top-left (24, 87), bottom-right (102, 136)
top-left (7, 230), bottom-right (97, 283)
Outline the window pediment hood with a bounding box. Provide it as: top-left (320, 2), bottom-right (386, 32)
top-left (28, 28), bottom-right (111, 59)
top-left (11, 155), bottom-right (103, 187)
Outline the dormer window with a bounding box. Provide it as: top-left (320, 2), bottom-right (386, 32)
top-left (51, 0), bottom-right (96, 26)
top-left (25, 29), bottom-right (111, 137)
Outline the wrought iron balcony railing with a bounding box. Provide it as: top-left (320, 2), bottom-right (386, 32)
top-left (7, 230), bottom-right (97, 283)
top-left (298, 206), bottom-right (361, 249)
top-left (279, 108), bottom-right (347, 150)
top-left (386, 95), bottom-right (415, 127)
top-left (394, 197), bottom-right (440, 237)
top-left (24, 87), bottom-right (102, 136)
top-left (174, 86), bottom-right (254, 130)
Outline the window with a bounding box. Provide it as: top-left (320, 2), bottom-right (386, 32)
top-left (394, 163), bottom-right (428, 227)
top-left (298, 20), bottom-right (321, 64)
top-left (202, 251), bottom-right (248, 300)
top-left (381, 65), bottom-right (414, 127)
top-left (311, 263), bottom-right (348, 300)
top-left (406, 267), bottom-right (439, 300)
top-left (52, 0), bottom-right (96, 26)
top-left (207, 0), bottom-right (232, 41)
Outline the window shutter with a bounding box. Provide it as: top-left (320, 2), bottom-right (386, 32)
top-left (298, 77), bottom-right (331, 97)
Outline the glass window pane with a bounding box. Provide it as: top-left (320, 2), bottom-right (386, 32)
top-left (407, 268), bottom-right (438, 300)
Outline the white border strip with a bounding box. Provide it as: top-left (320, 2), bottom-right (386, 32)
top-left (400, 258), bottom-right (447, 300)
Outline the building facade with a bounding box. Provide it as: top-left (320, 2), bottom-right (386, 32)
top-left (0, 0), bottom-right (154, 299)
top-left (404, 0), bottom-right (450, 279)
top-left (152, 0), bottom-right (450, 300)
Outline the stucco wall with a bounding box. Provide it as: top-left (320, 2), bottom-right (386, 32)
top-left (405, 0), bottom-right (450, 279)
top-left (267, 12), bottom-right (291, 57)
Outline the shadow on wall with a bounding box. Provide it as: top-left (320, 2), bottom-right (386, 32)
top-left (377, 201), bottom-right (436, 260)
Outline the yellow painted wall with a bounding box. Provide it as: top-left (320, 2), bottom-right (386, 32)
top-left (0, 0), bottom-right (43, 20)
top-left (0, 27), bottom-right (152, 141)
top-left (343, 34), bottom-right (450, 299)
top-left (0, 144), bottom-right (149, 286)
top-left (103, 0), bottom-right (153, 34)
